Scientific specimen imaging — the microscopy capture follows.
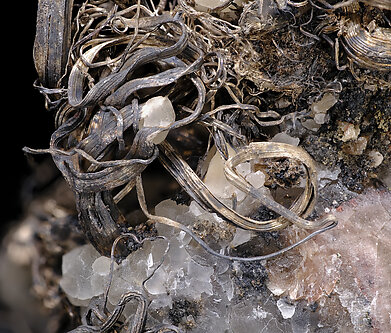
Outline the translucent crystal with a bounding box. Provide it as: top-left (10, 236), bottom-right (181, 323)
top-left (229, 301), bottom-right (289, 332)
top-left (270, 132), bottom-right (300, 146)
top-left (203, 145), bottom-right (247, 201)
top-left (301, 118), bottom-right (321, 132)
top-left (188, 200), bottom-right (204, 217)
top-left (316, 162), bottom-right (341, 189)
top-left (60, 188), bottom-right (391, 332)
top-left (277, 298), bottom-right (296, 319)
top-left (138, 96), bottom-right (176, 144)
top-left (92, 256), bottom-right (113, 275)
top-left (144, 266), bottom-right (169, 295)
top-left (155, 199), bottom-right (188, 221)
top-left (367, 150), bottom-right (383, 168)
top-left (186, 259), bottom-right (214, 297)
top-left (229, 227), bottom-right (254, 248)
top-left (91, 256), bottom-right (117, 295)
top-left (245, 170), bottom-right (266, 188)
top-left (311, 93), bottom-right (337, 114)
top-left (266, 190), bottom-right (391, 332)
top-left (338, 121), bottom-right (360, 142)
top-left (59, 244), bottom-right (102, 305)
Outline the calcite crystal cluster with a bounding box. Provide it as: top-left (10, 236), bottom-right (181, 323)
top-left (60, 187), bottom-right (391, 332)
top-left (60, 199), bottom-right (244, 331)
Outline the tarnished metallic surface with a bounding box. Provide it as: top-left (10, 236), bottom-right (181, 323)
top-left (22, 0), bottom-right (391, 331)
top-left (29, 0), bottom-right (391, 260)
top-left (309, 1), bottom-right (391, 71)
top-left (342, 20), bottom-right (391, 70)
top-left (361, 0), bottom-right (391, 10)
top-left (33, 0), bottom-right (74, 88)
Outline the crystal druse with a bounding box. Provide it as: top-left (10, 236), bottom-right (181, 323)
top-left (60, 169), bottom-right (391, 332)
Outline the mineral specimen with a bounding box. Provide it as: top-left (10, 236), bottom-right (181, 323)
top-left (26, 0), bottom-right (391, 332)
top-left (59, 188), bottom-right (391, 332)
top-left (266, 189), bottom-right (391, 332)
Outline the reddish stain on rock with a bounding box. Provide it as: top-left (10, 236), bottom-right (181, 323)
top-left (266, 189), bottom-right (391, 332)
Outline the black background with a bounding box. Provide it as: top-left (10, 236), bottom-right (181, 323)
top-left (2, 1), bottom-right (55, 231)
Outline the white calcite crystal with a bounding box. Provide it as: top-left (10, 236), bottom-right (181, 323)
top-left (59, 144), bottom-right (391, 333)
top-left (245, 170), bottom-right (265, 188)
top-left (276, 298), bottom-right (296, 319)
top-left (60, 244), bottom-right (102, 306)
top-left (230, 227), bottom-right (254, 248)
top-left (203, 145), bottom-right (247, 201)
top-left (59, 197), bottom-right (262, 330)
top-left (338, 121), bottom-right (360, 142)
top-left (59, 190), bottom-right (391, 332)
top-left (270, 132), bottom-right (300, 146)
top-left (316, 162), bottom-right (341, 190)
top-left (311, 93), bottom-right (337, 125)
top-left (302, 93), bottom-right (338, 131)
top-left (203, 145), bottom-right (269, 216)
top-left (138, 96), bottom-right (176, 144)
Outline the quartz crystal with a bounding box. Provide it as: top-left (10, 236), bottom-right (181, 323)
top-left (311, 93), bottom-right (337, 113)
top-left (301, 92), bottom-right (338, 131)
top-left (301, 118), bottom-right (321, 132)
